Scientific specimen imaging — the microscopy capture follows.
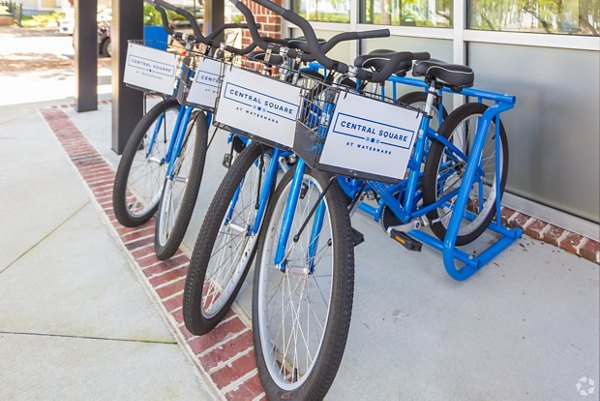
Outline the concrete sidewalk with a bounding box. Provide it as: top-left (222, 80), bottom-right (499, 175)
top-left (0, 99), bottom-right (216, 401)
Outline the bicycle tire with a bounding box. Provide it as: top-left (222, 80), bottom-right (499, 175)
top-left (155, 110), bottom-right (209, 260)
top-left (113, 98), bottom-right (179, 227)
top-left (396, 90), bottom-right (448, 130)
top-left (253, 164), bottom-right (354, 401)
top-left (422, 102), bottom-right (509, 245)
top-left (183, 142), bottom-right (273, 335)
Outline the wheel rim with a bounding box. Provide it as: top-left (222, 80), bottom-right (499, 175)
top-left (257, 174), bottom-right (334, 391)
top-left (125, 106), bottom-right (176, 219)
top-left (434, 113), bottom-right (502, 236)
top-left (157, 124), bottom-right (197, 246)
top-left (200, 153), bottom-right (270, 318)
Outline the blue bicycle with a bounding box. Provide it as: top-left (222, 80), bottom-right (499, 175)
top-left (112, 0), bottom-right (260, 260)
top-left (183, 1), bottom-right (519, 399)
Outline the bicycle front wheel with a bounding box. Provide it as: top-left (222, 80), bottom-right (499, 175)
top-left (113, 98), bottom-right (179, 227)
top-left (422, 102), bottom-right (509, 245)
top-left (253, 164), bottom-right (354, 401)
top-left (183, 142), bottom-right (273, 335)
top-left (155, 110), bottom-right (208, 260)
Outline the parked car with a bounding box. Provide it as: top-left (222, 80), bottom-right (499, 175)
top-left (57, 11), bottom-right (75, 35)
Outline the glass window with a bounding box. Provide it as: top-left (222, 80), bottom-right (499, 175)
top-left (293, 0), bottom-right (351, 23)
top-left (468, 0), bottom-right (600, 36)
top-left (360, 0), bottom-right (453, 27)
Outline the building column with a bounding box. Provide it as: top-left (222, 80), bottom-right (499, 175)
top-left (204, 0), bottom-right (225, 39)
top-left (74, 0), bottom-right (97, 112)
top-left (110, 0), bottom-right (143, 154)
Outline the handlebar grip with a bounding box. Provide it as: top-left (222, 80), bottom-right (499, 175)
top-left (146, 1), bottom-right (174, 36)
top-left (153, 0), bottom-right (205, 42)
top-left (356, 29), bottom-right (390, 40)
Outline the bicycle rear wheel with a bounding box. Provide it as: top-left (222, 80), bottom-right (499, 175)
top-left (113, 98), bottom-right (179, 227)
top-left (422, 102), bottom-right (508, 245)
top-left (154, 110), bottom-right (208, 260)
top-left (253, 165), bottom-right (354, 401)
top-left (396, 90), bottom-right (447, 130)
top-left (183, 142), bottom-right (273, 335)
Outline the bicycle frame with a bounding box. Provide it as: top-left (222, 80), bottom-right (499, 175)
top-left (273, 70), bottom-right (522, 280)
top-left (143, 54), bottom-right (214, 182)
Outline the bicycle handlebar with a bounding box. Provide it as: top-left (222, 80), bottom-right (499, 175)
top-left (147, 0), bottom-right (259, 55)
top-left (247, 0), bottom-right (429, 82)
top-left (152, 0), bottom-right (205, 42)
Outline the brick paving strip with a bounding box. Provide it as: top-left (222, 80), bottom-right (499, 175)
top-left (40, 106), bottom-right (267, 401)
top-left (39, 104), bottom-right (600, 399)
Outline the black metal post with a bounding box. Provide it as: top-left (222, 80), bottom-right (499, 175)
top-left (204, 0), bottom-right (225, 40)
top-left (75, 0), bottom-right (97, 112)
top-left (111, 0), bottom-right (143, 154)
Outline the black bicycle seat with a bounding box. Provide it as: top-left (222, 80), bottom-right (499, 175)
top-left (354, 51), bottom-right (413, 77)
top-left (412, 60), bottom-right (474, 89)
top-left (248, 51), bottom-right (284, 66)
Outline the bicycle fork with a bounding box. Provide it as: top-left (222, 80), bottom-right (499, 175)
top-left (164, 105), bottom-right (195, 180)
top-left (274, 159), bottom-right (328, 274)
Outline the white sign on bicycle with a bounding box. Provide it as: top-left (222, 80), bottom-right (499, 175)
top-left (214, 66), bottom-right (301, 148)
top-left (124, 43), bottom-right (178, 96)
top-left (319, 92), bottom-right (422, 181)
top-left (186, 57), bottom-right (224, 109)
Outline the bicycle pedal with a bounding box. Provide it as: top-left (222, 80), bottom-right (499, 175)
top-left (389, 229), bottom-right (422, 252)
top-left (351, 227), bottom-right (365, 247)
top-left (222, 153), bottom-right (233, 168)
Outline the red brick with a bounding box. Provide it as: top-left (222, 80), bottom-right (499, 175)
top-left (88, 180), bottom-right (113, 190)
top-left (500, 207), bottom-right (517, 225)
top-left (137, 253), bottom-right (162, 268)
top-left (262, 23), bottom-right (281, 32)
top-left (121, 226), bottom-right (155, 243)
top-left (523, 219), bottom-right (548, 240)
top-left (560, 232), bottom-right (584, 255)
top-left (142, 255), bottom-right (188, 276)
top-left (199, 330), bottom-right (254, 371)
top-left (82, 168), bottom-right (115, 180)
top-left (149, 266), bottom-right (188, 287)
top-left (224, 373), bottom-right (264, 400)
top-left (131, 244), bottom-right (156, 259)
top-left (543, 224), bottom-right (565, 246)
top-left (142, 261), bottom-right (170, 277)
top-left (115, 222), bottom-right (155, 236)
top-left (188, 317), bottom-right (247, 355)
top-left (96, 194), bottom-right (113, 204)
top-left (125, 235), bottom-right (155, 251)
top-left (210, 351), bottom-right (257, 389)
top-left (89, 179), bottom-right (115, 189)
top-left (179, 324), bottom-right (197, 340)
top-left (162, 294), bottom-right (183, 312)
top-left (156, 277), bottom-right (186, 299)
top-left (172, 308), bottom-right (184, 324)
top-left (508, 212), bottom-right (530, 229)
top-left (92, 186), bottom-right (113, 197)
top-left (579, 239), bottom-right (599, 263)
